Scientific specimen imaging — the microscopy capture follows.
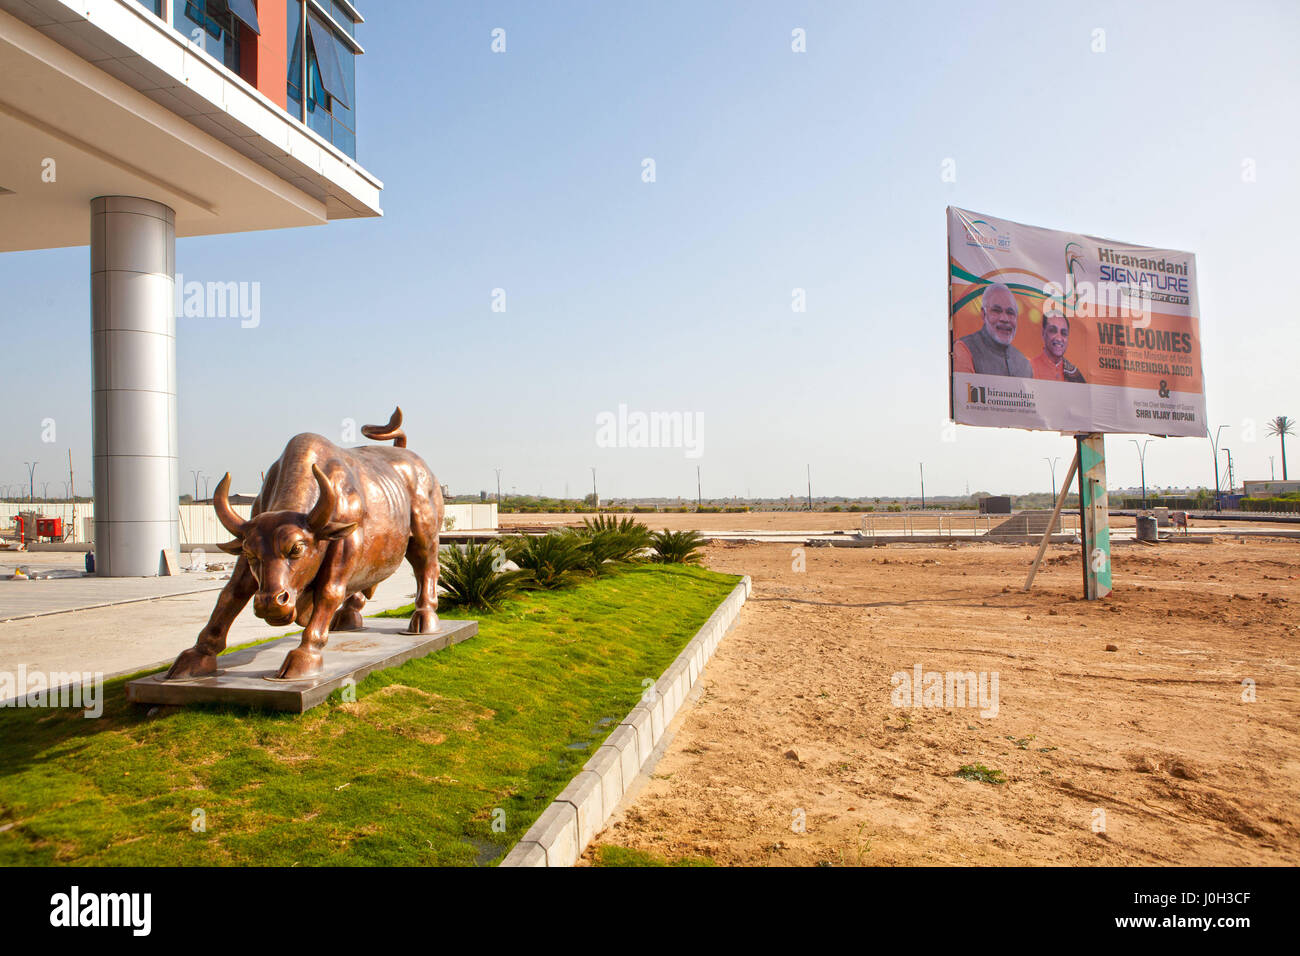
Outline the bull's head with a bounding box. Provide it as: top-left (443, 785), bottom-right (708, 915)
top-left (213, 466), bottom-right (357, 625)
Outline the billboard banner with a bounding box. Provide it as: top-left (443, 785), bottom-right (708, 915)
top-left (948, 206), bottom-right (1206, 436)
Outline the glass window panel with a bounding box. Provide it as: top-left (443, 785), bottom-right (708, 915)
top-left (332, 124), bottom-right (355, 159)
top-left (330, 1), bottom-right (356, 37)
top-left (175, 1), bottom-right (239, 74)
top-left (287, 1), bottom-right (303, 90)
top-left (176, 3), bottom-right (214, 50)
top-left (223, 22), bottom-right (239, 73)
top-left (334, 31), bottom-right (355, 108)
top-left (283, 0), bottom-right (360, 153)
top-left (307, 49), bottom-right (325, 104)
top-left (331, 97), bottom-right (353, 133)
top-left (307, 98), bottom-right (332, 141)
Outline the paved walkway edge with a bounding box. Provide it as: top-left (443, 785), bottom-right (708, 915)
top-left (499, 573), bottom-right (752, 868)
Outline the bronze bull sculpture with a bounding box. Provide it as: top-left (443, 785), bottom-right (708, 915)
top-left (165, 408), bottom-right (443, 682)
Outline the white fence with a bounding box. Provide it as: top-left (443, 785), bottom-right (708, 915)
top-left (0, 502), bottom-right (497, 545)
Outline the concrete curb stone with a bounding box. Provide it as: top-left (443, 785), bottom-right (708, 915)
top-left (499, 575), bottom-right (751, 867)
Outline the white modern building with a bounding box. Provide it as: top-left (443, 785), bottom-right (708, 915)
top-left (0, 0), bottom-right (382, 575)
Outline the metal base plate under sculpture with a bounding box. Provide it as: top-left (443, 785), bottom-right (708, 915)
top-left (127, 619), bottom-right (477, 713)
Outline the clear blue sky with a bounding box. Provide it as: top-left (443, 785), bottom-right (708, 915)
top-left (2, 0), bottom-right (1297, 501)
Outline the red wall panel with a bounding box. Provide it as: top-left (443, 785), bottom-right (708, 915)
top-left (253, 0), bottom-right (288, 110)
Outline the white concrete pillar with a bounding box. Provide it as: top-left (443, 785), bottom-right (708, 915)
top-left (90, 197), bottom-right (179, 576)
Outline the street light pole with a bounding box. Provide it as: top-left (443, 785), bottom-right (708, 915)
top-left (919, 463), bottom-right (925, 510)
top-left (1130, 439), bottom-right (1151, 507)
top-left (1044, 456), bottom-right (1060, 501)
top-left (806, 464), bottom-right (813, 512)
top-left (697, 465), bottom-right (702, 511)
top-left (1210, 424), bottom-right (1230, 511)
top-left (591, 467), bottom-right (598, 510)
top-left (190, 469), bottom-right (202, 501)
top-left (24, 461), bottom-right (37, 506)
top-left (494, 468), bottom-right (502, 506)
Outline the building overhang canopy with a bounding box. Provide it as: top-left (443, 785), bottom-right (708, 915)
top-left (0, 0), bottom-right (382, 254)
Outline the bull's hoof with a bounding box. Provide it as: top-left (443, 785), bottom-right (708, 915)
top-left (331, 609), bottom-right (365, 631)
top-left (275, 647), bottom-right (323, 680)
top-left (164, 648), bottom-right (217, 681)
top-left (406, 608), bottom-right (439, 634)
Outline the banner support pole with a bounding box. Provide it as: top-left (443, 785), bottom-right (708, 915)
top-left (1077, 432), bottom-right (1113, 600)
top-left (1023, 448), bottom-right (1080, 592)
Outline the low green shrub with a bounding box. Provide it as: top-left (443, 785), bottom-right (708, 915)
top-left (504, 532), bottom-right (590, 589)
top-left (577, 516), bottom-right (652, 563)
top-left (438, 540), bottom-right (528, 611)
top-left (651, 529), bottom-right (707, 564)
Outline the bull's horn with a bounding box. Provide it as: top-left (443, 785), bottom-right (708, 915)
top-left (307, 464), bottom-right (338, 533)
top-left (212, 473), bottom-right (246, 538)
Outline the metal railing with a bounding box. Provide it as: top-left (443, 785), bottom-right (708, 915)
top-left (859, 512), bottom-right (1080, 540)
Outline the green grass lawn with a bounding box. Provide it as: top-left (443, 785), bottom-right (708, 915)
top-left (0, 564), bottom-right (740, 866)
top-left (589, 845), bottom-right (715, 867)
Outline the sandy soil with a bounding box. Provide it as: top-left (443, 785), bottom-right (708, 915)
top-left (499, 510), bottom-right (1288, 534)
top-left (499, 510), bottom-right (893, 532)
top-left (503, 511), bottom-right (1099, 533)
top-left (584, 537), bottom-right (1300, 866)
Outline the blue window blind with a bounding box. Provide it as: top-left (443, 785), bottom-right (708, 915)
top-left (224, 0), bottom-right (260, 35)
top-left (307, 12), bottom-right (350, 109)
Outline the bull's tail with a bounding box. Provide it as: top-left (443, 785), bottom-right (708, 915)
top-left (361, 406), bottom-right (407, 448)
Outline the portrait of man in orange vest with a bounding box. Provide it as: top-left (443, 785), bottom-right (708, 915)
top-left (1031, 310), bottom-right (1086, 383)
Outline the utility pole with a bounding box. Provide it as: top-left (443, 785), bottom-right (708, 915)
top-left (919, 463), bottom-right (925, 510)
top-left (1210, 424), bottom-right (1230, 511)
top-left (806, 464), bottom-right (813, 512)
top-left (24, 461), bottom-right (37, 506)
top-left (1130, 439), bottom-right (1151, 507)
top-left (1223, 448), bottom-right (1235, 496)
top-left (68, 448), bottom-right (77, 545)
top-left (1044, 456), bottom-right (1060, 501)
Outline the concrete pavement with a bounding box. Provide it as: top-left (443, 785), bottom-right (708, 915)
top-left (0, 560), bottom-right (419, 683)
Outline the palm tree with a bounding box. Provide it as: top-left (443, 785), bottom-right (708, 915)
top-left (1266, 416), bottom-right (1295, 479)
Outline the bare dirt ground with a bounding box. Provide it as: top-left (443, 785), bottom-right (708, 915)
top-left (499, 510), bottom-right (890, 532)
top-left (499, 510), bottom-right (1287, 534)
top-left (585, 537), bottom-right (1300, 866)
